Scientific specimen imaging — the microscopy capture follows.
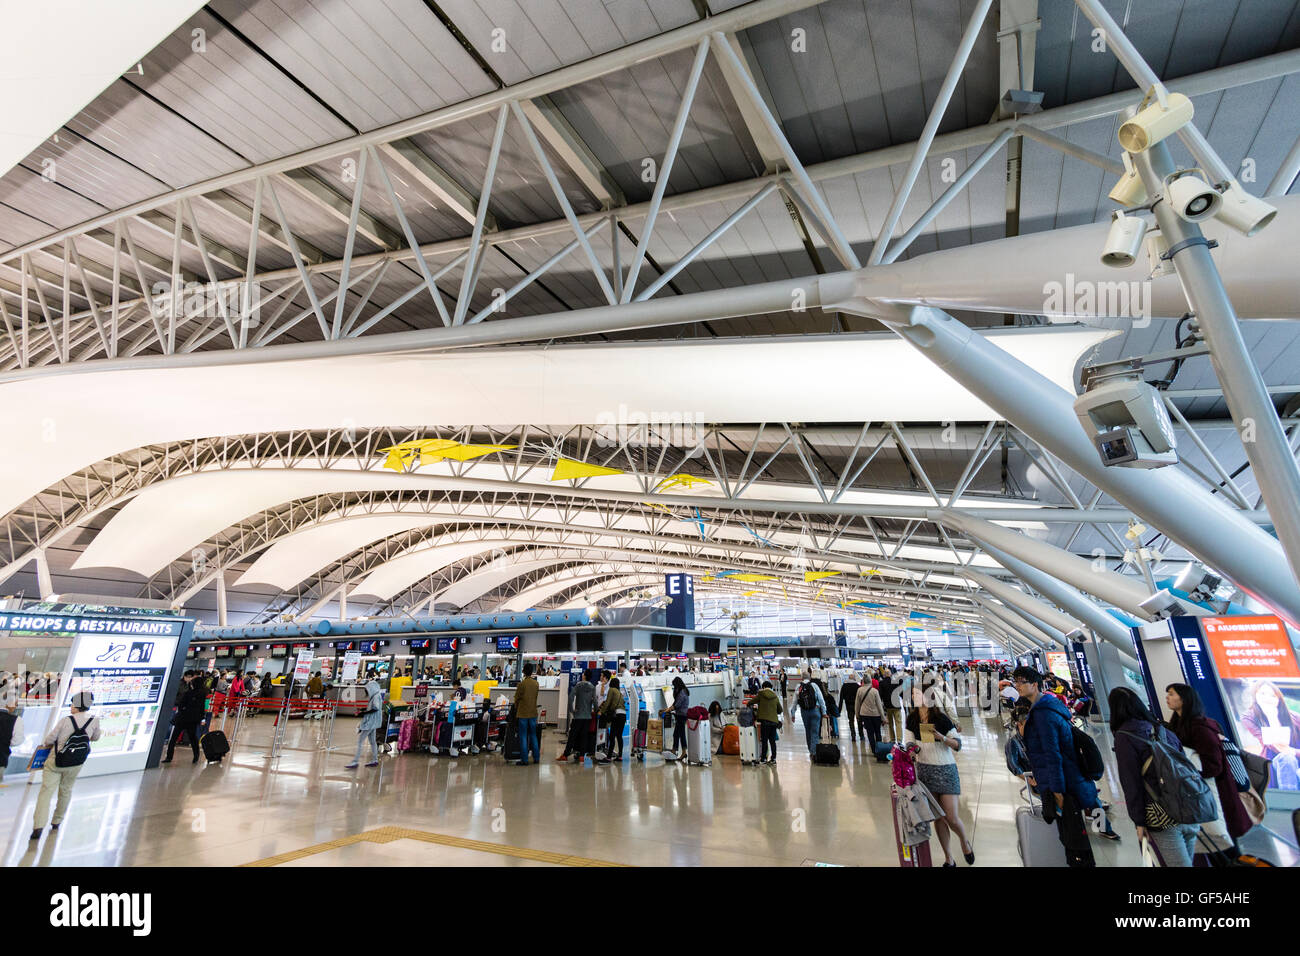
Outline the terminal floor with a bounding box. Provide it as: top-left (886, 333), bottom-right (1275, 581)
top-left (1, 703), bottom-right (1294, 868)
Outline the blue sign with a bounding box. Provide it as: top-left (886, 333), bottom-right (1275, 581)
top-left (1071, 641), bottom-right (1096, 699)
top-left (898, 629), bottom-right (912, 665)
top-left (496, 635), bottom-right (520, 652)
top-left (435, 637), bottom-right (459, 654)
top-left (359, 640), bottom-right (382, 655)
top-left (408, 638), bottom-right (432, 651)
top-left (665, 574), bottom-right (695, 630)
top-left (832, 618), bottom-right (847, 644)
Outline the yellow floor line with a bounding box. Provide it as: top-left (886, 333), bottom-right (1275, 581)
top-left (241, 826), bottom-right (628, 868)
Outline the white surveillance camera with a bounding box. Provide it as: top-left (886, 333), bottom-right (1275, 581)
top-left (1074, 373), bottom-right (1178, 469)
top-left (1108, 152), bottom-right (1148, 207)
top-left (1214, 180), bottom-right (1277, 236)
top-left (1174, 564), bottom-right (1222, 603)
top-left (1118, 91), bottom-right (1194, 153)
top-left (1166, 171), bottom-right (1222, 223)
top-left (1138, 589), bottom-right (1183, 620)
top-left (1064, 627), bottom-right (1087, 643)
top-left (1101, 211), bottom-right (1147, 268)
top-left (1144, 231), bottom-right (1174, 278)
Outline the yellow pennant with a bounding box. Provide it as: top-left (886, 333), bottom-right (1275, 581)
top-left (551, 458), bottom-right (625, 481)
top-left (653, 473), bottom-right (714, 492)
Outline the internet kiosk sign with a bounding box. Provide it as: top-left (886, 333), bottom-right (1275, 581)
top-left (1202, 615), bottom-right (1300, 792)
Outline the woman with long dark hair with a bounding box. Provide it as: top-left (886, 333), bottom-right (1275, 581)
top-left (1166, 683), bottom-right (1252, 856)
top-left (1110, 687), bottom-right (1198, 866)
top-left (660, 676), bottom-right (690, 760)
top-left (1238, 680), bottom-right (1300, 791)
top-left (903, 687), bottom-right (973, 866)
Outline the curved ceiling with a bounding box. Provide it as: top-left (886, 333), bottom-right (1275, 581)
top-left (76, 458), bottom-right (1032, 576)
top-left (351, 538), bottom-right (519, 600)
top-left (8, 329), bottom-right (1108, 525)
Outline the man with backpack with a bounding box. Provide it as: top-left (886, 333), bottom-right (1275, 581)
top-left (30, 690), bottom-right (101, 842)
top-left (794, 674), bottom-right (826, 755)
top-left (1014, 666), bottom-right (1107, 866)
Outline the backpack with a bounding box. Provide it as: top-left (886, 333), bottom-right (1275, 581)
top-left (1120, 728), bottom-right (1218, 825)
top-left (55, 717), bottom-right (92, 768)
top-left (1073, 725), bottom-right (1106, 781)
top-left (797, 682), bottom-right (817, 711)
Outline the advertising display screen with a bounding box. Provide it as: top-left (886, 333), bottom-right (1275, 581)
top-left (496, 635), bottom-right (519, 652)
top-left (1201, 615), bottom-right (1300, 792)
top-left (409, 638), bottom-right (432, 651)
top-left (359, 640), bottom-right (383, 655)
top-left (1045, 651), bottom-right (1072, 683)
top-left (435, 637), bottom-right (459, 654)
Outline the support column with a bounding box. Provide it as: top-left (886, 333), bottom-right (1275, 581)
top-left (1132, 140), bottom-right (1300, 590)
top-left (939, 510), bottom-right (1152, 616)
top-left (973, 537), bottom-right (1143, 671)
top-left (215, 569), bottom-right (228, 627)
top-left (859, 303), bottom-right (1300, 627)
top-left (33, 548), bottom-right (54, 600)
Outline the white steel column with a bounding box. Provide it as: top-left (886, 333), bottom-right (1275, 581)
top-left (867, 305), bottom-right (1300, 627)
top-left (1133, 140), bottom-right (1300, 590)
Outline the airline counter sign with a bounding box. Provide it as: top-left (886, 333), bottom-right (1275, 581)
top-left (1202, 615), bottom-right (1300, 680)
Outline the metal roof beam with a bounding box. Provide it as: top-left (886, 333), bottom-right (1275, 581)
top-left (516, 96), bottom-right (625, 209)
top-left (375, 140), bottom-right (489, 228)
top-left (277, 169), bottom-right (400, 250)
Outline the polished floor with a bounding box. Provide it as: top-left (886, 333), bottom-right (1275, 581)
top-left (2, 701), bottom-right (1294, 867)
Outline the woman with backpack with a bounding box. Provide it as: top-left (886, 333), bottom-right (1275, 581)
top-left (1166, 682), bottom-right (1253, 858)
top-left (30, 691), bottom-right (101, 842)
top-left (1110, 687), bottom-right (1200, 866)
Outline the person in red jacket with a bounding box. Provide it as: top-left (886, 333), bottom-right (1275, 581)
top-left (1165, 683), bottom-right (1253, 857)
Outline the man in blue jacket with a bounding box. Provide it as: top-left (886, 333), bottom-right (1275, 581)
top-left (1013, 666), bottom-right (1098, 867)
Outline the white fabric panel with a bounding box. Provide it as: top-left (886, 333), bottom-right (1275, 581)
top-left (351, 539), bottom-right (517, 600)
top-left (73, 460), bottom-right (1026, 576)
top-left (234, 513), bottom-right (446, 588)
top-left (1, 1), bottom-right (204, 175)
top-left (1, 330), bottom-right (1110, 525)
top-left (432, 556), bottom-right (568, 609)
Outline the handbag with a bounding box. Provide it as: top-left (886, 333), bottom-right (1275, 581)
top-left (1219, 734), bottom-right (1251, 792)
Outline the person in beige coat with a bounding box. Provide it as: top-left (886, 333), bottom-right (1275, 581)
top-left (856, 679), bottom-right (886, 757)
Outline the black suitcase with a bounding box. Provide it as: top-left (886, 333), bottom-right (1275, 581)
top-left (200, 730), bottom-right (229, 763)
top-left (502, 722), bottom-right (522, 761)
top-left (814, 716), bottom-right (840, 766)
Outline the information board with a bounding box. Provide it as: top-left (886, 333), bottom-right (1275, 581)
top-left (293, 648), bottom-right (315, 682)
top-left (1201, 615), bottom-right (1300, 792)
top-left (341, 651), bottom-right (361, 682)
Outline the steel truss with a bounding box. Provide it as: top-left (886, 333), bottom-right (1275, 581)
top-left (2, 0), bottom-right (1297, 637)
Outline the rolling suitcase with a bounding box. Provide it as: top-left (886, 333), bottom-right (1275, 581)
top-left (813, 716), bottom-right (840, 766)
top-left (686, 716), bottom-right (712, 766)
top-left (739, 725), bottom-right (760, 764)
top-left (200, 730), bottom-right (229, 764)
top-left (721, 724), bottom-right (741, 756)
top-left (1016, 797), bottom-right (1068, 867)
top-left (397, 718), bottom-right (416, 752)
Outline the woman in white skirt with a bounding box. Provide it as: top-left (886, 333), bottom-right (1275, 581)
top-left (903, 687), bottom-right (975, 866)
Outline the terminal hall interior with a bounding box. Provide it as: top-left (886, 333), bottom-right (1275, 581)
top-left (1, 0), bottom-right (1300, 878)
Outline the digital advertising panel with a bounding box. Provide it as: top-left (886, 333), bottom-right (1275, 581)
top-left (1200, 615), bottom-right (1300, 792)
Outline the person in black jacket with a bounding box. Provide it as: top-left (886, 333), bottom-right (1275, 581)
top-left (163, 672), bottom-right (206, 764)
top-left (839, 674), bottom-right (862, 742)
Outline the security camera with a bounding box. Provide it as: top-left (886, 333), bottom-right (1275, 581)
top-left (1144, 231), bottom-right (1174, 278)
top-left (1074, 371), bottom-right (1178, 469)
top-left (1166, 171), bottom-right (1222, 223)
top-left (1064, 627), bottom-right (1088, 643)
top-left (1138, 589), bottom-right (1183, 620)
top-left (1174, 564), bottom-right (1222, 603)
top-left (1215, 180), bottom-right (1277, 236)
top-left (1118, 91), bottom-right (1193, 153)
top-left (1108, 152), bottom-right (1148, 207)
top-left (1101, 211), bottom-right (1147, 268)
